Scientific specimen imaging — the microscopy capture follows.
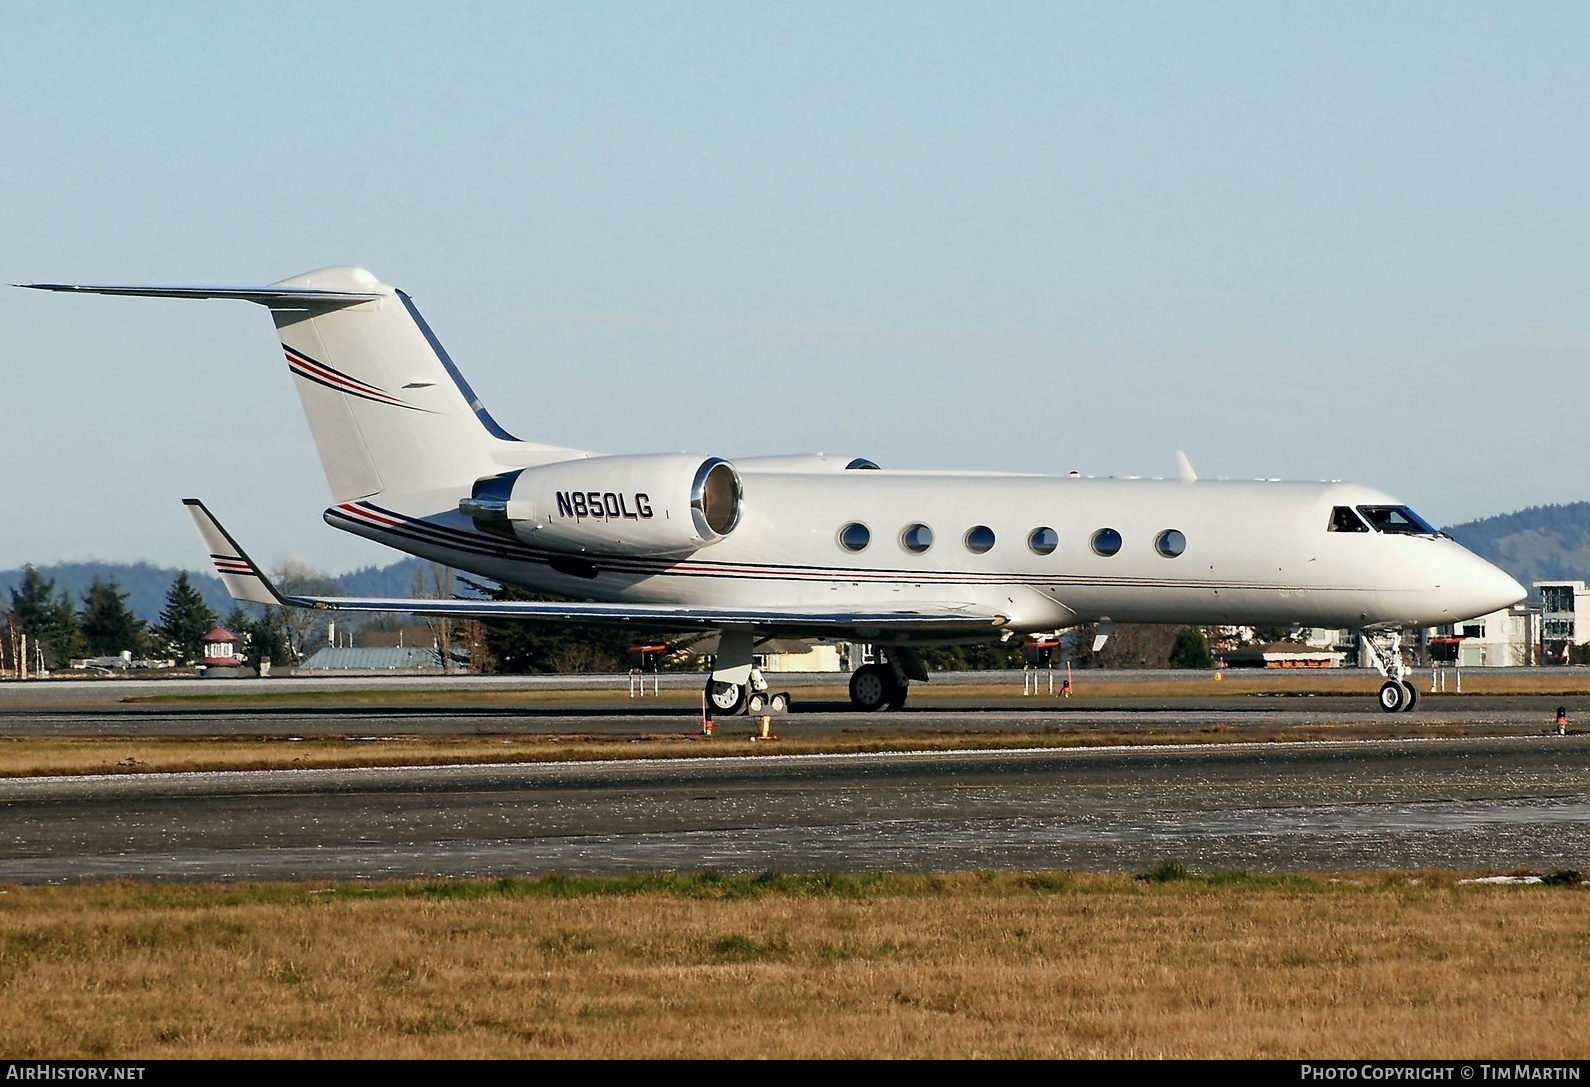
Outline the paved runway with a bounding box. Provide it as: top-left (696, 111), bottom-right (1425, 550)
top-left (3, 735), bottom-right (1587, 883)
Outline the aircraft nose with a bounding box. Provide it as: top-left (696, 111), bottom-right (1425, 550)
top-left (1452, 551), bottom-right (1527, 619)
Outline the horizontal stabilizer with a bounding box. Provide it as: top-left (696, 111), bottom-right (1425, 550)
top-left (17, 283), bottom-right (380, 307)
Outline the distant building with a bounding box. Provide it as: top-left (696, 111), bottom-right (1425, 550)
top-left (1535, 581), bottom-right (1590, 660)
top-left (756, 639), bottom-right (843, 673)
top-left (1223, 642), bottom-right (1346, 669)
top-left (1430, 605), bottom-right (1539, 668)
top-left (201, 626), bottom-right (240, 666)
top-left (297, 645), bottom-right (445, 675)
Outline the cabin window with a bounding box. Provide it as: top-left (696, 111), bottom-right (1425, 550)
top-left (900, 523), bottom-right (934, 554)
top-left (964, 525), bottom-right (995, 554)
top-left (838, 522), bottom-right (871, 552)
top-left (1329, 506), bottom-right (1369, 533)
top-left (1091, 528), bottom-right (1123, 557)
top-left (1155, 529), bottom-right (1186, 558)
top-left (1028, 527), bottom-right (1058, 556)
top-left (1356, 505), bottom-right (1440, 535)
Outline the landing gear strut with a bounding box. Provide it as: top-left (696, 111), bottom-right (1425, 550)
top-left (1363, 630), bottom-right (1419, 713)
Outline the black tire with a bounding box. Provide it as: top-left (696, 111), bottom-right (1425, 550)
top-left (848, 664), bottom-right (896, 711)
top-left (1400, 681), bottom-right (1419, 712)
top-left (1378, 680), bottom-right (1405, 713)
top-left (707, 680), bottom-right (747, 715)
top-left (887, 683), bottom-right (909, 711)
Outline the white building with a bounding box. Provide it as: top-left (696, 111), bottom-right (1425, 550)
top-left (1535, 581), bottom-right (1590, 655)
top-left (1430, 605), bottom-right (1539, 668)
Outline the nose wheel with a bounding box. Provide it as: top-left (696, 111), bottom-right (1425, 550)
top-left (1366, 631), bottom-right (1421, 713)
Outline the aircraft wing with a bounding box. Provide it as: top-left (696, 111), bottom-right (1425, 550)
top-left (184, 499), bottom-right (1009, 639)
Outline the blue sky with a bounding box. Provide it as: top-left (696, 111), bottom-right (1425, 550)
top-left (2, 2), bottom-right (1586, 572)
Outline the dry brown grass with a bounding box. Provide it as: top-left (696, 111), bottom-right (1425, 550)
top-left (0, 872), bottom-right (1586, 1058)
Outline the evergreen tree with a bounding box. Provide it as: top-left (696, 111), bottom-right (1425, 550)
top-left (8, 568), bottom-right (88, 664)
top-left (47, 591), bottom-right (87, 663)
top-left (1167, 626), bottom-right (1215, 669)
top-left (9, 566), bottom-right (57, 638)
top-left (224, 605), bottom-right (287, 669)
top-left (78, 577), bottom-right (145, 657)
top-left (154, 572), bottom-right (217, 663)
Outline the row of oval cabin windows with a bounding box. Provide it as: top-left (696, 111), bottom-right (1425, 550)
top-left (837, 522), bottom-right (1187, 558)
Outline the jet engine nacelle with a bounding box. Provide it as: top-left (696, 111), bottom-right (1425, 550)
top-left (460, 453), bottom-right (743, 557)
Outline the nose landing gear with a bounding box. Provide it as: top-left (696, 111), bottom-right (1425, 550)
top-left (1364, 630), bottom-right (1420, 713)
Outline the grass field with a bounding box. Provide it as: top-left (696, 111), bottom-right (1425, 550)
top-left (1, 871), bottom-right (1586, 1058)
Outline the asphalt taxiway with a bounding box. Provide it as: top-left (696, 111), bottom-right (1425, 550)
top-left (2, 733), bottom-right (1586, 883)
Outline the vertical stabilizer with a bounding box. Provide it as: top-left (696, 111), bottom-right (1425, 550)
top-left (269, 267), bottom-right (559, 503)
top-left (19, 268), bottom-right (585, 503)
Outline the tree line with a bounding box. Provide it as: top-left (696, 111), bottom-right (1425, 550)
top-left (3, 566), bottom-right (287, 668)
top-left (4, 558), bottom-right (1256, 674)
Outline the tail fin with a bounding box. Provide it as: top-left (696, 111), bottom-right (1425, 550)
top-left (22, 268), bottom-right (582, 503)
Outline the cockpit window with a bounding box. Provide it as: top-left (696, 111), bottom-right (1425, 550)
top-left (1356, 505), bottom-right (1441, 536)
top-left (1329, 506), bottom-right (1369, 533)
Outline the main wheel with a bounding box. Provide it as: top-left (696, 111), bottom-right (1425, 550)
top-left (887, 683), bottom-right (909, 710)
top-left (708, 680), bottom-right (747, 715)
top-left (848, 664), bottom-right (896, 711)
top-left (1378, 680), bottom-right (1406, 713)
top-left (1399, 681), bottom-right (1419, 712)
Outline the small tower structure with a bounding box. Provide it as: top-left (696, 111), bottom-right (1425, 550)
top-left (200, 626), bottom-right (240, 667)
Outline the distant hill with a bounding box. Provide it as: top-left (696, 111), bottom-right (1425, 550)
top-left (1444, 502), bottom-right (1590, 595)
top-left (0, 555), bottom-right (478, 624)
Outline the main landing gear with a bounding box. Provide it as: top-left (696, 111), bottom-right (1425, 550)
top-left (1362, 629), bottom-right (1419, 713)
top-left (704, 669), bottom-right (790, 717)
top-left (846, 647), bottom-right (924, 711)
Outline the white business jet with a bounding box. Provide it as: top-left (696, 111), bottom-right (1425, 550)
top-left (23, 267), bottom-right (1525, 714)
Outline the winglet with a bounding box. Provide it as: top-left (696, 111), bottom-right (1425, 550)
top-left (182, 499), bottom-right (285, 606)
top-left (1175, 450), bottom-right (1197, 484)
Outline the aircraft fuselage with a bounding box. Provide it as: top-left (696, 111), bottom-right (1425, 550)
top-left (326, 469), bottom-right (1523, 638)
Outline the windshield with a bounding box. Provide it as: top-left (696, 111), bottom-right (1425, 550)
top-left (1356, 505), bottom-right (1442, 536)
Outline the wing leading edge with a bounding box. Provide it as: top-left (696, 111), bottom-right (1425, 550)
top-left (183, 500), bottom-right (1009, 640)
